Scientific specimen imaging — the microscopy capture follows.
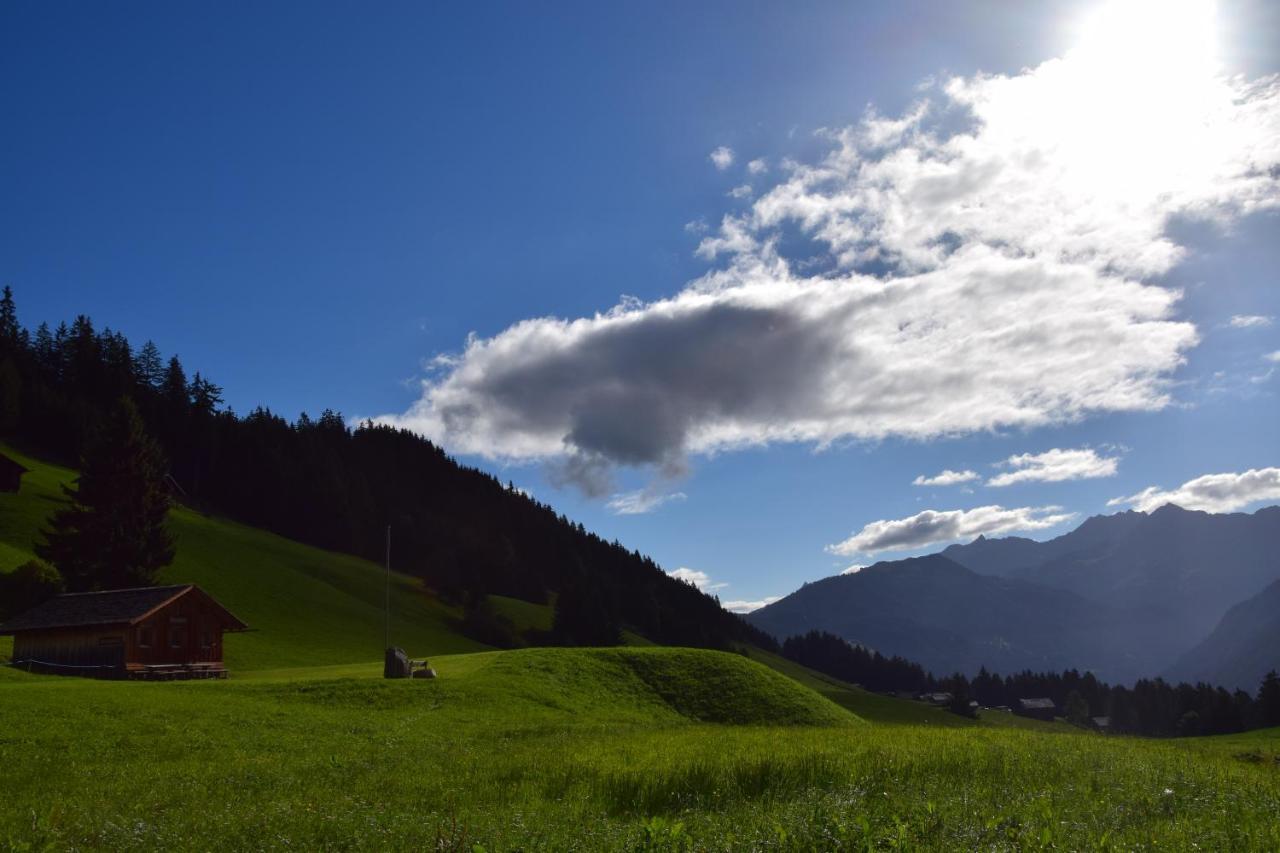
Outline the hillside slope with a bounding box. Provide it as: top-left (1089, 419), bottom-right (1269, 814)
top-left (0, 445), bottom-right (488, 669)
top-left (1165, 578), bottom-right (1280, 692)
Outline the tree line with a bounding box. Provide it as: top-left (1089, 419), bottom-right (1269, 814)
top-left (0, 288), bottom-right (776, 652)
top-left (781, 630), bottom-right (1280, 737)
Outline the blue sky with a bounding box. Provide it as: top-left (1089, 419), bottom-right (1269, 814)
top-left (4, 1), bottom-right (1278, 610)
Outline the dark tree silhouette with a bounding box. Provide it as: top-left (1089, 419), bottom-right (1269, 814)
top-left (1260, 671), bottom-right (1280, 728)
top-left (0, 558), bottom-right (64, 619)
top-left (134, 341), bottom-right (164, 389)
top-left (36, 397), bottom-right (175, 590)
top-left (553, 580), bottom-right (622, 647)
top-left (0, 286), bottom-right (21, 348)
top-left (1065, 689), bottom-right (1090, 727)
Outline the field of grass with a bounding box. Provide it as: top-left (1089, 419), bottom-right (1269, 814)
top-left (3, 648), bottom-right (1279, 850)
top-left (4, 445), bottom-right (1279, 849)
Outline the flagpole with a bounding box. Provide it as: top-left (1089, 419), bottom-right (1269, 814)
top-left (384, 524), bottom-right (391, 650)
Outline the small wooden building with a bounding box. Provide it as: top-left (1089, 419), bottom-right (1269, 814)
top-left (0, 584), bottom-right (247, 679)
top-left (0, 452), bottom-right (29, 493)
top-left (1014, 697), bottom-right (1058, 721)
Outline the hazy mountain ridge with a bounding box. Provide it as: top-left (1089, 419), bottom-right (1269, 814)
top-left (949, 504), bottom-right (1280, 641)
top-left (1165, 578), bottom-right (1280, 692)
top-left (746, 554), bottom-right (1164, 681)
top-left (752, 504), bottom-right (1280, 684)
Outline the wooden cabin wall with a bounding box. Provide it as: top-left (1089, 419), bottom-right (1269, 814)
top-left (127, 594), bottom-right (226, 666)
top-left (13, 627), bottom-right (126, 669)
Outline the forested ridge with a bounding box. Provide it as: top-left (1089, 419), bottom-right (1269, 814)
top-left (0, 288), bottom-right (775, 651)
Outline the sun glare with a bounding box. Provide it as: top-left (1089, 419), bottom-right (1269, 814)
top-left (1072, 0), bottom-right (1220, 80)
top-left (1003, 0), bottom-right (1238, 221)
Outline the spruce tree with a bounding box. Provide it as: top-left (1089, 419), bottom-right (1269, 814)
top-left (36, 397), bottom-right (175, 591)
top-left (1065, 689), bottom-right (1090, 727)
top-left (32, 323), bottom-right (55, 371)
top-left (0, 285), bottom-right (19, 349)
top-left (1260, 671), bottom-right (1280, 728)
top-left (134, 340), bottom-right (164, 389)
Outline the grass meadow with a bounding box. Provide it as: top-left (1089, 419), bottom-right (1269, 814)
top-left (2, 648), bottom-right (1278, 850)
top-left (3, 446), bottom-right (1279, 850)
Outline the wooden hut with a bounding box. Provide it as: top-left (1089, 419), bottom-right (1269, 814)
top-left (1014, 697), bottom-right (1058, 721)
top-left (0, 452), bottom-right (29, 492)
top-left (0, 584), bottom-right (247, 679)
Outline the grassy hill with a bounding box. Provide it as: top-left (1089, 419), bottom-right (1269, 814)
top-left (4, 445), bottom-right (1280, 848)
top-left (3, 650), bottom-right (1278, 849)
top-left (0, 445), bottom-right (488, 668)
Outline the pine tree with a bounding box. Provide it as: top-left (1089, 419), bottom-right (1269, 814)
top-left (36, 397), bottom-right (175, 591)
top-left (32, 322), bottom-right (57, 377)
top-left (188, 372), bottom-right (224, 417)
top-left (134, 341), bottom-right (164, 389)
top-left (0, 285), bottom-right (19, 349)
top-left (1065, 689), bottom-right (1090, 727)
top-left (1260, 671), bottom-right (1280, 728)
top-left (552, 579), bottom-right (621, 646)
top-left (0, 358), bottom-right (20, 432)
top-left (162, 356), bottom-right (188, 408)
top-left (132, 343), bottom-right (163, 389)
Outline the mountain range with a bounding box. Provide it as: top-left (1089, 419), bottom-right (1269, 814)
top-left (748, 504), bottom-right (1280, 686)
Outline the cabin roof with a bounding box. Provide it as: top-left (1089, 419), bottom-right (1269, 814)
top-left (1018, 697), bottom-right (1056, 710)
top-left (0, 584), bottom-right (248, 634)
top-left (0, 452), bottom-right (29, 474)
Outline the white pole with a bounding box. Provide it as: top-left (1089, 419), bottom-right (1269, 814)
top-left (384, 524), bottom-right (391, 650)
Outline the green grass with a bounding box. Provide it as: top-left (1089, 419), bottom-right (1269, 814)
top-left (3, 444), bottom-right (1279, 849)
top-left (2, 650), bottom-right (1278, 850)
top-left (0, 445), bottom-right (488, 669)
top-left (489, 594), bottom-right (554, 634)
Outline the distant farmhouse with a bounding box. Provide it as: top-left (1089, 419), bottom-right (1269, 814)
top-left (1015, 697), bottom-right (1057, 721)
top-left (0, 585), bottom-right (247, 679)
top-left (0, 451), bottom-right (29, 492)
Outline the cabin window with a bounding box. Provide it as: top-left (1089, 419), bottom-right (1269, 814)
top-left (138, 625), bottom-right (154, 648)
top-left (170, 617), bottom-right (187, 648)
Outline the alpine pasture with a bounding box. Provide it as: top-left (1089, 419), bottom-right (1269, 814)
top-left (2, 448), bottom-right (1278, 850)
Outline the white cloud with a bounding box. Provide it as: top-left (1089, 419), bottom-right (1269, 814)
top-left (1266, 351), bottom-right (1280, 363)
top-left (1108, 467), bottom-right (1280, 513)
top-left (1229, 314), bottom-right (1273, 329)
top-left (827, 505), bottom-right (1075, 556)
top-left (747, 158), bottom-right (768, 175)
top-left (684, 218), bottom-right (709, 235)
top-left (727, 184), bottom-right (753, 200)
top-left (377, 4), bottom-right (1278, 496)
top-left (841, 564), bottom-right (866, 575)
top-left (606, 489), bottom-right (687, 515)
top-left (667, 567), bottom-right (729, 592)
top-left (723, 596), bottom-right (781, 614)
top-left (987, 447), bottom-right (1119, 487)
top-left (710, 146), bottom-right (735, 170)
top-left (913, 469), bottom-right (979, 487)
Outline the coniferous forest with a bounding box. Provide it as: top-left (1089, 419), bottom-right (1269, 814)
top-left (0, 288), bottom-right (775, 652)
top-left (781, 630), bottom-right (1280, 738)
